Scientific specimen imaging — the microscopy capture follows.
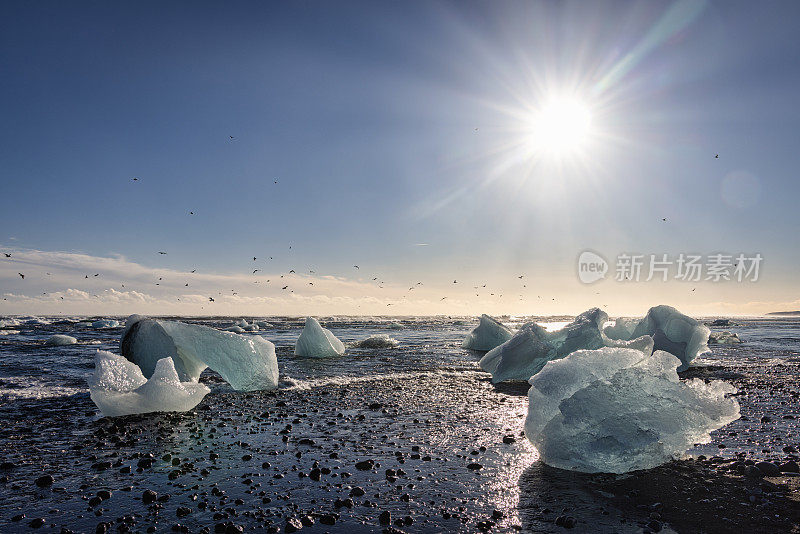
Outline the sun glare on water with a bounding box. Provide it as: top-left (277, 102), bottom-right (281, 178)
top-left (527, 96), bottom-right (593, 158)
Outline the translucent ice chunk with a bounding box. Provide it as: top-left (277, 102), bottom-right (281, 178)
top-left (709, 331), bottom-right (742, 344)
top-left (121, 316), bottom-right (279, 391)
top-left (630, 305), bottom-right (710, 371)
top-left (462, 314), bottom-right (514, 351)
top-left (45, 334), bottom-right (77, 346)
top-left (525, 348), bottom-right (740, 473)
top-left (88, 350), bottom-right (209, 417)
top-left (93, 319), bottom-right (120, 329)
top-left (480, 308), bottom-right (613, 383)
top-left (294, 317), bottom-right (345, 358)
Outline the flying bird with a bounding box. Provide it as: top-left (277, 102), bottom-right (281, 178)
top-left (18, 273), bottom-right (24, 279)
top-left (191, 270), bottom-right (196, 273)
top-left (715, 154), bottom-right (719, 159)
top-left (3, 253), bottom-right (10, 258)
top-left (209, 297), bottom-right (214, 302)
top-left (253, 257), bottom-right (257, 261)
top-left (353, 265), bottom-right (359, 269)
top-left (189, 211), bottom-right (194, 215)
top-left (253, 269), bottom-right (260, 274)
top-left (440, 297), bottom-right (447, 300)
top-left (289, 269), bottom-right (295, 273)
top-left (158, 251), bottom-right (167, 255)
top-left (282, 286), bottom-right (288, 290)
top-left (229, 136), bottom-right (235, 140)
top-left (132, 177), bottom-right (138, 181)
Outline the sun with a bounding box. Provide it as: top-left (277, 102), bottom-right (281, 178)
top-left (527, 96), bottom-right (593, 157)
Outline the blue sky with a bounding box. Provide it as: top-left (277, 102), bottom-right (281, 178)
top-left (1, 1), bottom-right (799, 316)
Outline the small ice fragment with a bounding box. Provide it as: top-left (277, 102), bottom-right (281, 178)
top-left (45, 334), bottom-right (77, 346)
top-left (294, 317), bottom-right (345, 358)
top-left (353, 334), bottom-right (399, 349)
top-left (524, 347), bottom-right (740, 473)
top-left (88, 351), bottom-right (209, 417)
top-left (709, 331), bottom-right (742, 344)
top-left (462, 314), bottom-right (514, 351)
top-left (92, 319), bottom-right (120, 329)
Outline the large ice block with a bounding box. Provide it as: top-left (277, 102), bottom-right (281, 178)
top-left (480, 308), bottom-right (618, 383)
top-left (525, 348), bottom-right (740, 473)
top-left (461, 314), bottom-right (514, 351)
top-left (630, 305), bottom-right (710, 371)
top-left (121, 316), bottom-right (279, 391)
top-left (294, 317), bottom-right (345, 358)
top-left (88, 351), bottom-right (209, 417)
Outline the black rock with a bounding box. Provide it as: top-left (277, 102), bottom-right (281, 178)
top-left (177, 506), bottom-right (192, 518)
top-left (29, 517), bottom-right (45, 528)
top-left (320, 514), bottom-right (337, 526)
top-left (35, 474), bottom-right (54, 488)
top-left (285, 517), bottom-right (303, 532)
top-left (379, 510), bottom-right (391, 525)
top-left (780, 461), bottom-right (799, 473)
top-left (355, 459), bottom-right (374, 470)
top-left (142, 490), bottom-right (158, 504)
top-left (350, 486), bottom-right (366, 497)
top-left (755, 461), bottom-right (781, 476)
top-left (467, 463), bottom-right (482, 470)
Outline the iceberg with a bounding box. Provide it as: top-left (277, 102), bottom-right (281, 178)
top-left (88, 350), bottom-right (209, 417)
top-left (121, 316), bottom-right (279, 391)
top-left (709, 331), bottom-right (742, 344)
top-left (480, 308), bottom-right (640, 383)
top-left (255, 321), bottom-right (273, 329)
top-left (603, 317), bottom-right (639, 340)
top-left (629, 305), bottom-right (710, 372)
top-left (45, 334), bottom-right (77, 346)
top-left (462, 314), bottom-right (514, 351)
top-left (225, 326), bottom-right (245, 333)
top-left (353, 334), bottom-right (399, 349)
top-left (387, 322), bottom-right (404, 330)
top-left (524, 347), bottom-right (740, 473)
top-left (93, 319), bottom-right (120, 329)
top-left (294, 317), bottom-right (345, 358)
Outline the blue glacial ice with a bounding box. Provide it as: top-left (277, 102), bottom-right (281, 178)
top-left (121, 315), bottom-right (279, 391)
top-left (45, 334), bottom-right (77, 346)
top-left (628, 305), bottom-right (710, 372)
top-left (294, 317), bottom-right (345, 358)
top-left (462, 314), bottom-right (514, 351)
top-left (88, 350), bottom-right (209, 417)
top-left (524, 347), bottom-right (740, 473)
top-left (480, 308), bottom-right (653, 383)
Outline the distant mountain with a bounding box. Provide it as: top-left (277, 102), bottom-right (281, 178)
top-left (766, 311), bottom-right (800, 316)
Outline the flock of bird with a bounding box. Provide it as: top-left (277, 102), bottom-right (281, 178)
top-left (2, 142), bottom-right (721, 309)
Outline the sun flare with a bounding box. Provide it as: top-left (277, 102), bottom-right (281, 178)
top-left (527, 96), bottom-right (593, 157)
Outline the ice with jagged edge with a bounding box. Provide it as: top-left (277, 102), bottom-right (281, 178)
top-left (294, 317), bottom-right (345, 358)
top-left (46, 334), bottom-right (77, 346)
top-left (524, 347), bottom-right (740, 473)
top-left (121, 315), bottom-right (279, 391)
top-left (625, 305), bottom-right (710, 372)
top-left (88, 350), bottom-right (209, 417)
top-left (462, 314), bottom-right (514, 351)
top-left (352, 334), bottom-right (399, 349)
top-left (480, 308), bottom-right (654, 383)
